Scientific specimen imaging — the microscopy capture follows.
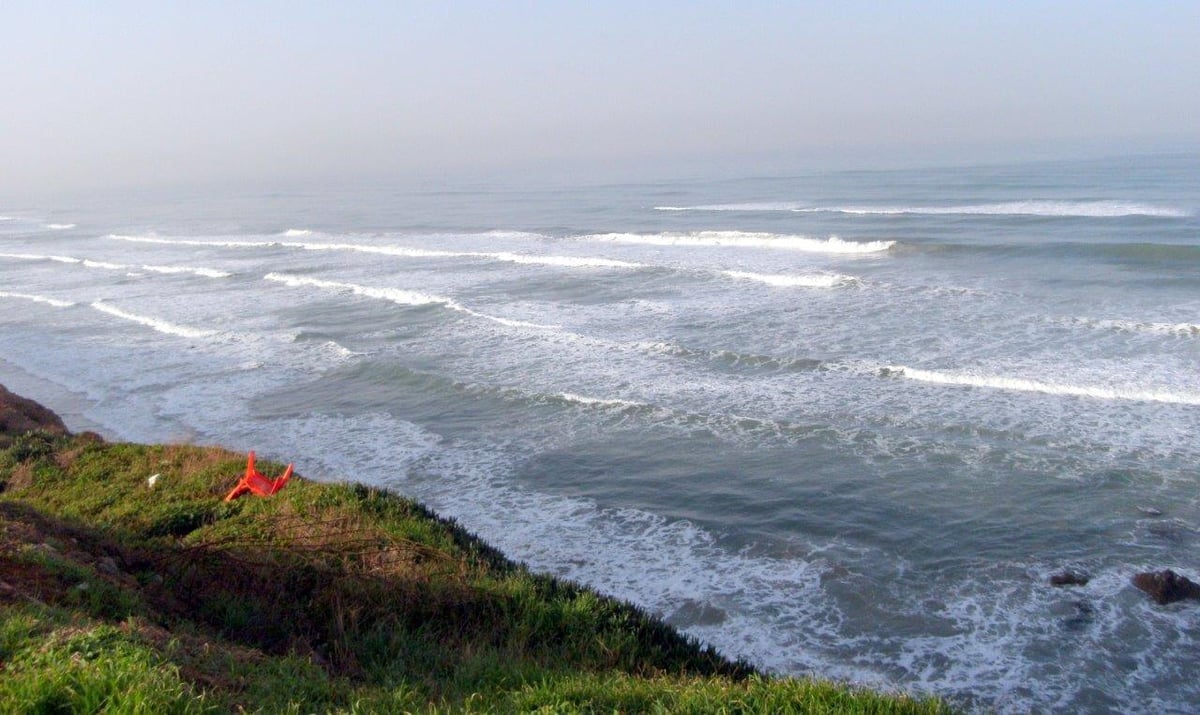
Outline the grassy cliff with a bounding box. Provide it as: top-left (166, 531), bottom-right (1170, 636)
top-left (0, 395), bottom-right (949, 712)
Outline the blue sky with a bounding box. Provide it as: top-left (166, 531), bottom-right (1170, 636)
top-left (2, 2), bottom-right (1198, 195)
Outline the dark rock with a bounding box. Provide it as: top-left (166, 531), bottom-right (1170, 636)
top-left (1058, 599), bottom-right (1096, 631)
top-left (97, 556), bottom-right (120, 575)
top-left (0, 384), bottom-right (68, 448)
top-left (667, 598), bottom-right (728, 627)
top-left (1132, 569), bottom-right (1200, 605)
top-left (1049, 570), bottom-right (1090, 587)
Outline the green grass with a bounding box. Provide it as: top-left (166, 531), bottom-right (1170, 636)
top-left (0, 431), bottom-right (952, 713)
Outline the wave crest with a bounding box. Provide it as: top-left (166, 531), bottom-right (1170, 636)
top-left (1071, 317), bottom-right (1200, 337)
top-left (722, 270), bottom-right (857, 288)
top-left (579, 231), bottom-right (895, 254)
top-left (657, 200), bottom-right (1189, 217)
top-left (264, 273), bottom-right (557, 330)
top-left (885, 366), bottom-right (1200, 405)
top-left (90, 301), bottom-right (216, 339)
top-left (0, 291), bottom-right (74, 308)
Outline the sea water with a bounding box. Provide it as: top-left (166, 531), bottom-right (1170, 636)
top-left (2, 154), bottom-right (1199, 712)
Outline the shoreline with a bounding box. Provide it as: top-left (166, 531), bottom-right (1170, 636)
top-left (0, 383), bottom-right (949, 712)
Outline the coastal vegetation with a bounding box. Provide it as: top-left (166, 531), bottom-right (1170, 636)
top-left (0, 390), bottom-right (948, 713)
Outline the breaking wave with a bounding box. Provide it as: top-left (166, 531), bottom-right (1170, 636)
top-left (884, 366), bottom-right (1200, 405)
top-left (81, 260), bottom-right (125, 270)
top-left (656, 201), bottom-right (1189, 217)
top-left (578, 231), bottom-right (895, 254)
top-left (0, 252), bottom-right (81, 264)
top-left (798, 200), bottom-right (1191, 217)
top-left (554, 393), bottom-right (650, 410)
top-left (90, 301), bottom-right (217, 339)
top-left (0, 291), bottom-right (74, 308)
top-left (722, 270), bottom-right (857, 288)
top-left (263, 273), bottom-right (557, 330)
top-left (0, 251), bottom-right (230, 278)
top-left (107, 234), bottom-right (644, 270)
top-left (1070, 317), bottom-right (1200, 337)
top-left (141, 265), bottom-right (232, 278)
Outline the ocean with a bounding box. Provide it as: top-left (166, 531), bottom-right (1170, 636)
top-left (2, 153), bottom-right (1198, 712)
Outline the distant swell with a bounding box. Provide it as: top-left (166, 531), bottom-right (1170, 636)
top-left (886, 366), bottom-right (1200, 405)
top-left (798, 200), bottom-right (1190, 218)
top-left (107, 234), bottom-right (644, 270)
top-left (263, 273), bottom-right (557, 330)
top-left (580, 231), bottom-right (895, 254)
top-left (90, 301), bottom-right (216, 339)
top-left (655, 203), bottom-right (804, 212)
top-left (657, 201), bottom-right (1188, 218)
top-left (0, 291), bottom-right (74, 308)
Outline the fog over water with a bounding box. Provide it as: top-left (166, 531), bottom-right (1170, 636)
top-left (2, 3), bottom-right (1199, 197)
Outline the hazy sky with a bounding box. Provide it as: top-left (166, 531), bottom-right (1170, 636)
top-left (3, 2), bottom-right (1198, 196)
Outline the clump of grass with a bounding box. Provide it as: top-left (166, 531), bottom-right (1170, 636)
top-left (1, 432), bottom-right (954, 713)
top-left (0, 620), bottom-right (206, 714)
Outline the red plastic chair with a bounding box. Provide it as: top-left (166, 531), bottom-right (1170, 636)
top-left (223, 451), bottom-right (294, 502)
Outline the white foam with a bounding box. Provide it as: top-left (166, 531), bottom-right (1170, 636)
top-left (299, 242), bottom-right (643, 270)
top-left (321, 341), bottom-right (361, 359)
top-left (407, 444), bottom-right (854, 681)
top-left (290, 242), bottom-right (645, 270)
top-left (459, 309), bottom-right (559, 330)
top-left (800, 201), bottom-right (1189, 218)
top-left (580, 231), bottom-right (895, 254)
top-left (108, 234), bottom-right (279, 249)
top-left (45, 223), bottom-right (76, 229)
top-left (140, 264), bottom-right (232, 278)
top-left (480, 229), bottom-right (552, 240)
top-left (81, 259), bottom-right (126, 270)
top-left (287, 242), bottom-right (455, 259)
top-left (488, 251), bottom-right (644, 269)
top-left (264, 272), bottom-right (448, 307)
top-left (722, 270), bottom-right (857, 288)
top-left (282, 228), bottom-right (313, 237)
top-left (0, 291), bottom-right (74, 308)
top-left (263, 272), bottom-right (557, 330)
top-left (107, 234), bottom-right (642, 270)
top-left (889, 366), bottom-right (1200, 405)
top-left (556, 392), bottom-right (648, 409)
top-left (0, 252), bottom-right (81, 264)
top-left (1073, 317), bottom-right (1200, 337)
top-left (90, 301), bottom-right (217, 339)
top-left (0, 250), bottom-right (230, 278)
